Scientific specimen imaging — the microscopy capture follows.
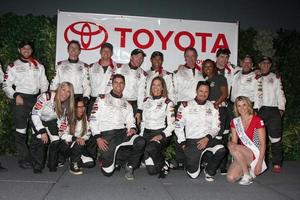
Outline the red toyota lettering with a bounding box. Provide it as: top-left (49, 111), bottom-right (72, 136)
top-left (115, 27), bottom-right (132, 47)
top-left (174, 31), bottom-right (195, 51)
top-left (211, 33), bottom-right (229, 53)
top-left (195, 32), bottom-right (212, 52)
top-left (133, 29), bottom-right (154, 49)
top-left (155, 30), bottom-right (174, 50)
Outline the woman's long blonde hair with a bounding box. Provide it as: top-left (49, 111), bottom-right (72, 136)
top-left (233, 96), bottom-right (254, 117)
top-left (54, 82), bottom-right (76, 133)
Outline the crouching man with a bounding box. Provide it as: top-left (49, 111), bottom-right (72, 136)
top-left (90, 74), bottom-right (145, 180)
top-left (175, 81), bottom-right (227, 181)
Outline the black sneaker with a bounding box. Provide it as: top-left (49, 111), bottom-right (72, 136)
top-left (158, 161), bottom-right (170, 179)
top-left (70, 162), bottom-right (83, 175)
top-left (220, 169), bottom-right (227, 175)
top-left (204, 169), bottom-right (215, 182)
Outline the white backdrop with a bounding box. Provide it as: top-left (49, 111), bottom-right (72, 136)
top-left (56, 11), bottom-right (239, 71)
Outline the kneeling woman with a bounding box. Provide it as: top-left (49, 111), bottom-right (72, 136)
top-left (60, 97), bottom-right (97, 175)
top-left (30, 82), bottom-right (75, 173)
top-left (227, 96), bottom-right (267, 185)
top-left (141, 76), bottom-right (175, 178)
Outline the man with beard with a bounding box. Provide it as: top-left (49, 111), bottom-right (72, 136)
top-left (3, 41), bottom-right (49, 169)
top-left (115, 49), bottom-right (147, 127)
top-left (175, 81), bottom-right (226, 181)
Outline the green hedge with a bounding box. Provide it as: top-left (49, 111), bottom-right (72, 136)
top-left (0, 13), bottom-right (299, 160)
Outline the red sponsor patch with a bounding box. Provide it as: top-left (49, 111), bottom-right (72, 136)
top-left (59, 123), bottom-right (68, 131)
top-left (92, 106), bottom-right (98, 111)
top-left (176, 113), bottom-right (182, 120)
top-left (92, 103), bottom-right (99, 112)
top-left (4, 73), bottom-right (8, 80)
top-left (34, 102), bottom-right (43, 110)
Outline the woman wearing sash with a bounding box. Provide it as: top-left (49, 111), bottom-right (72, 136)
top-left (227, 96), bottom-right (267, 185)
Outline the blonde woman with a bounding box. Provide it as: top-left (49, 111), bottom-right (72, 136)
top-left (227, 96), bottom-right (267, 185)
top-left (30, 82), bottom-right (75, 173)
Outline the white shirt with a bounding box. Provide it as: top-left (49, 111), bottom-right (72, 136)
top-left (254, 72), bottom-right (286, 110)
top-left (89, 59), bottom-right (116, 97)
top-left (145, 67), bottom-right (175, 103)
top-left (31, 92), bottom-right (67, 137)
top-left (175, 100), bottom-right (220, 144)
top-left (115, 64), bottom-right (146, 110)
top-left (61, 117), bottom-right (91, 142)
top-left (140, 97), bottom-right (175, 137)
top-left (173, 65), bottom-right (205, 104)
top-left (231, 71), bottom-right (257, 102)
top-left (50, 59), bottom-right (91, 97)
top-left (3, 58), bottom-right (49, 99)
top-left (89, 92), bottom-right (136, 136)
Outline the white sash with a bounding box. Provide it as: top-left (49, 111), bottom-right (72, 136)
top-left (233, 117), bottom-right (267, 177)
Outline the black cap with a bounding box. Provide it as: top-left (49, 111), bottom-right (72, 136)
top-left (19, 41), bottom-right (34, 50)
top-left (101, 42), bottom-right (113, 52)
top-left (131, 49), bottom-right (146, 57)
top-left (259, 56), bottom-right (272, 63)
top-left (151, 51), bottom-right (164, 60)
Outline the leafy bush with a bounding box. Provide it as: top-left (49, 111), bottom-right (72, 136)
top-left (0, 13), bottom-right (56, 155)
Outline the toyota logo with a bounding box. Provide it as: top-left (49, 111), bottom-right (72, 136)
top-left (64, 21), bottom-right (108, 50)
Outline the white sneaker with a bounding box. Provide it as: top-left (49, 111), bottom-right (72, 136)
top-left (204, 169), bottom-right (215, 182)
top-left (139, 162), bottom-right (146, 168)
top-left (238, 174), bottom-right (253, 185)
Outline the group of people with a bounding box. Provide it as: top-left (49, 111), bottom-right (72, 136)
top-left (0, 39), bottom-right (286, 186)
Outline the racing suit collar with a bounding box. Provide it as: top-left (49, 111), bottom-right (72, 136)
top-left (129, 62), bottom-right (139, 70)
top-left (242, 70), bottom-right (252, 75)
top-left (110, 90), bottom-right (123, 98)
top-left (68, 58), bottom-right (79, 63)
top-left (261, 71), bottom-right (271, 76)
top-left (152, 95), bottom-right (162, 100)
top-left (194, 98), bottom-right (207, 105)
top-left (19, 57), bottom-right (30, 63)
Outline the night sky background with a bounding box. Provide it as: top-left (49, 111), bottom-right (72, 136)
top-left (1, 0), bottom-right (299, 30)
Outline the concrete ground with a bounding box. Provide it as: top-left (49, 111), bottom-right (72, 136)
top-left (0, 156), bottom-right (299, 200)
